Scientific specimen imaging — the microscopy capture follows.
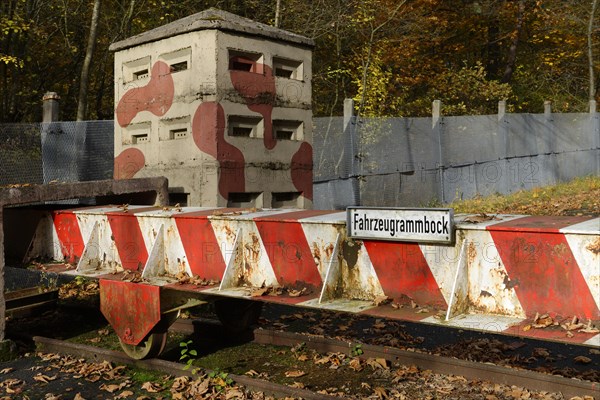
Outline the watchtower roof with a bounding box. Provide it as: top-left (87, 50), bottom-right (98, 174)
top-left (109, 8), bottom-right (314, 52)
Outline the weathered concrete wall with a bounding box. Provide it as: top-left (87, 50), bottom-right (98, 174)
top-left (313, 105), bottom-right (600, 209)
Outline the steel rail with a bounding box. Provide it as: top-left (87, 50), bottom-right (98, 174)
top-left (33, 336), bottom-right (345, 400)
top-left (171, 319), bottom-right (600, 399)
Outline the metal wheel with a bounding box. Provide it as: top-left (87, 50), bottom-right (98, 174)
top-left (214, 298), bottom-right (263, 335)
top-left (119, 331), bottom-right (167, 360)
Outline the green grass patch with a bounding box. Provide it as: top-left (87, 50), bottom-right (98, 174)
top-left (448, 175), bottom-right (600, 216)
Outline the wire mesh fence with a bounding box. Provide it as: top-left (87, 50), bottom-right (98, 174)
top-left (1, 121), bottom-right (114, 187)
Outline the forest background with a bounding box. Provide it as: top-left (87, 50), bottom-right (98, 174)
top-left (2, 0), bottom-right (599, 122)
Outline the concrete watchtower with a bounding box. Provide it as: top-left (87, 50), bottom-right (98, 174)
top-left (110, 8), bottom-right (314, 208)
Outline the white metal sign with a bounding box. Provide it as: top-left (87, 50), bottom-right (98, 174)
top-left (347, 207), bottom-right (454, 244)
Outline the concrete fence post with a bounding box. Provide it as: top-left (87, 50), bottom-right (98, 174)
top-left (498, 100), bottom-right (511, 193)
top-left (544, 100), bottom-right (552, 120)
top-left (543, 100), bottom-right (559, 185)
top-left (42, 92), bottom-right (60, 123)
top-left (432, 100), bottom-right (444, 203)
top-left (343, 98), bottom-right (360, 206)
top-left (590, 100), bottom-right (600, 174)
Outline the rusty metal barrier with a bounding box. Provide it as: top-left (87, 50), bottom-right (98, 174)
top-left (20, 206), bottom-right (600, 356)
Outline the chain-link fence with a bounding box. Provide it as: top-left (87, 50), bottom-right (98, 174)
top-left (1, 121), bottom-right (113, 187)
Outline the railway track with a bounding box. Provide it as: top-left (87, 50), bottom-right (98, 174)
top-left (9, 308), bottom-right (595, 400)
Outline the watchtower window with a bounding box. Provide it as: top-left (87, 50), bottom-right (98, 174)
top-left (133, 69), bottom-right (149, 80)
top-left (159, 47), bottom-right (191, 74)
top-left (122, 56), bottom-right (151, 83)
top-left (170, 61), bottom-right (188, 73)
top-left (273, 120), bottom-right (303, 141)
top-left (228, 192), bottom-right (262, 208)
top-left (273, 57), bottom-right (303, 80)
top-left (228, 115), bottom-right (263, 138)
top-left (228, 50), bottom-right (263, 74)
top-left (272, 192), bottom-right (300, 208)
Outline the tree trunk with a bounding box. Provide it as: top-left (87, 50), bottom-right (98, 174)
top-left (274, 0), bottom-right (281, 28)
top-left (588, 0), bottom-right (598, 100)
top-left (76, 0), bottom-right (101, 121)
top-left (501, 0), bottom-right (525, 84)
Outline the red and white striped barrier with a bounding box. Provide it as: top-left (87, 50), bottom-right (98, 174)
top-left (25, 206), bottom-right (600, 347)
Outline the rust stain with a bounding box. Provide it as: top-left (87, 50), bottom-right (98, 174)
top-left (586, 237), bottom-right (600, 255)
top-left (551, 242), bottom-right (568, 257)
top-left (503, 274), bottom-right (519, 289)
top-left (342, 240), bottom-right (360, 269)
top-left (312, 243), bottom-right (321, 262)
top-left (468, 242), bottom-right (477, 264)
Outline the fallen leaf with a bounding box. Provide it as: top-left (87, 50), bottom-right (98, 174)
top-left (284, 370), bottom-right (306, 378)
top-left (73, 394), bottom-right (86, 400)
top-left (290, 382), bottom-right (305, 389)
top-left (251, 287), bottom-right (269, 297)
top-left (373, 386), bottom-right (388, 399)
top-left (225, 388), bottom-right (245, 399)
top-left (0, 368), bottom-right (13, 374)
top-left (349, 358), bottom-right (363, 371)
top-left (367, 358), bottom-right (390, 370)
top-left (34, 374), bottom-right (57, 383)
top-left (245, 370), bottom-right (259, 377)
top-left (115, 391), bottom-right (134, 399)
top-left (573, 356), bottom-right (592, 364)
top-left (141, 381), bottom-right (163, 393)
top-left (373, 295), bottom-right (390, 306)
top-left (100, 383), bottom-right (125, 393)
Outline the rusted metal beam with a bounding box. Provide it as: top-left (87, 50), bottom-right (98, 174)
top-left (0, 177), bottom-right (169, 207)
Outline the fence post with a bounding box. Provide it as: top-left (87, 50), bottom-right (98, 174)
top-left (42, 92), bottom-right (60, 123)
top-left (544, 100), bottom-right (552, 120)
top-left (590, 100), bottom-right (600, 175)
top-left (432, 100), bottom-right (444, 203)
top-left (498, 100), bottom-right (511, 194)
top-left (343, 98), bottom-right (361, 206)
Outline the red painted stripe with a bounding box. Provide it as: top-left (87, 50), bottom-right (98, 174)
top-left (364, 241), bottom-right (447, 309)
top-left (488, 216), bottom-right (593, 233)
top-left (254, 219), bottom-right (323, 288)
top-left (175, 216), bottom-right (226, 280)
top-left (52, 212), bottom-right (84, 264)
top-left (106, 214), bottom-right (148, 271)
top-left (489, 230), bottom-right (600, 319)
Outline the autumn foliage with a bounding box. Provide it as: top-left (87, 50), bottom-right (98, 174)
top-left (1, 0), bottom-right (599, 121)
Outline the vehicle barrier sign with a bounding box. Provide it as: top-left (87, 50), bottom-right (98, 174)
top-left (347, 207), bottom-right (454, 243)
